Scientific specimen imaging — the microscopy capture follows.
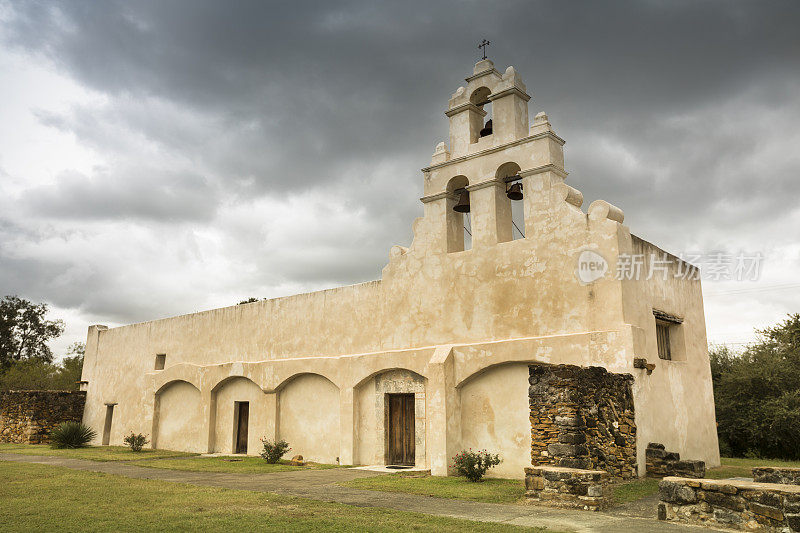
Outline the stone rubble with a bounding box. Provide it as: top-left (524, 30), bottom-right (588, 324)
top-left (645, 442), bottom-right (706, 478)
top-left (524, 465), bottom-right (613, 511)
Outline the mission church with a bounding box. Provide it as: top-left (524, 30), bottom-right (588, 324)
top-left (80, 59), bottom-right (720, 478)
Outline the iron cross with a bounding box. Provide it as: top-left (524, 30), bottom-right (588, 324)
top-left (478, 39), bottom-right (490, 60)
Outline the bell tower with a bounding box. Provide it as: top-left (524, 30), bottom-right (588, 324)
top-left (445, 59), bottom-right (531, 155)
top-left (414, 60), bottom-right (568, 256)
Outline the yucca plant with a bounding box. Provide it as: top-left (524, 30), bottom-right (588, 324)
top-left (49, 421), bottom-right (97, 449)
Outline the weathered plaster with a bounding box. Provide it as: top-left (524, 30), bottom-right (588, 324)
top-left (460, 363), bottom-right (531, 478)
top-left (153, 381), bottom-right (203, 453)
top-left (278, 373), bottom-right (340, 464)
top-left (213, 377), bottom-right (267, 455)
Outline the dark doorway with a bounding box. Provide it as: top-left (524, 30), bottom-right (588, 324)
top-left (102, 404), bottom-right (115, 445)
top-left (388, 393), bottom-right (415, 466)
top-left (235, 402), bottom-right (249, 454)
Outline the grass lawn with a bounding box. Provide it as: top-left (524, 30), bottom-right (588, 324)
top-left (611, 456), bottom-right (800, 504)
top-left (0, 461), bottom-right (543, 532)
top-left (706, 456), bottom-right (800, 480)
top-left (133, 455), bottom-right (343, 473)
top-left (342, 457), bottom-right (800, 507)
top-left (611, 477), bottom-right (660, 504)
top-left (341, 470), bottom-right (526, 504)
top-left (0, 443), bottom-right (195, 462)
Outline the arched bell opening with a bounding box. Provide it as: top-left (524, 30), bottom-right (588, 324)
top-left (446, 175), bottom-right (471, 252)
top-left (469, 87), bottom-right (492, 142)
top-left (496, 162), bottom-right (525, 240)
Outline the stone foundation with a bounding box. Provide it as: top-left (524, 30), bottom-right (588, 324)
top-left (753, 468), bottom-right (800, 486)
top-left (646, 442), bottom-right (705, 478)
top-left (658, 477), bottom-right (800, 531)
top-left (524, 466), bottom-right (612, 511)
top-left (528, 364), bottom-right (637, 480)
top-left (0, 390), bottom-right (86, 444)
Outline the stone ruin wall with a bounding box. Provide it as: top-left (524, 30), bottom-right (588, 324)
top-left (659, 477), bottom-right (800, 531)
top-left (529, 364), bottom-right (637, 481)
top-left (0, 390), bottom-right (86, 444)
top-left (646, 442), bottom-right (706, 478)
top-left (753, 468), bottom-right (800, 486)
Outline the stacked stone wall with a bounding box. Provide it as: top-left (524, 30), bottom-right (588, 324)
top-left (0, 390), bottom-right (86, 444)
top-left (528, 364), bottom-right (637, 480)
top-left (753, 468), bottom-right (800, 486)
top-left (659, 477), bottom-right (800, 531)
top-left (646, 442), bottom-right (706, 478)
top-left (524, 466), bottom-right (612, 511)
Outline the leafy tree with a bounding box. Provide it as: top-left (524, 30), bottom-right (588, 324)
top-left (0, 359), bottom-right (57, 390)
top-left (237, 297), bottom-right (262, 305)
top-left (710, 314), bottom-right (800, 459)
top-left (0, 296), bottom-right (65, 368)
top-left (56, 342), bottom-right (85, 389)
top-left (0, 342), bottom-right (84, 391)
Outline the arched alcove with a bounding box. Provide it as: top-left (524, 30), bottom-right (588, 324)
top-left (355, 368), bottom-right (426, 467)
top-left (496, 162), bottom-right (524, 240)
top-left (446, 175), bottom-right (471, 252)
top-left (459, 363), bottom-right (531, 478)
top-left (470, 87), bottom-right (492, 142)
top-left (212, 376), bottom-right (266, 455)
top-left (277, 373), bottom-right (340, 464)
top-left (153, 380), bottom-right (203, 453)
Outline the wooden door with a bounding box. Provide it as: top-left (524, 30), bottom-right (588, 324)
top-left (388, 394), bottom-right (415, 466)
top-left (235, 402), bottom-right (249, 454)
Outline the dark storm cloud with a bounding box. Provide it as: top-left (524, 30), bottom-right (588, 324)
top-left (5, 1), bottom-right (798, 190)
top-left (23, 166), bottom-right (220, 222)
top-left (1, 0), bottom-right (799, 327)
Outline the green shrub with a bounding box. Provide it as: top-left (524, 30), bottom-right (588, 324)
top-left (710, 314), bottom-right (800, 460)
top-left (260, 438), bottom-right (291, 463)
top-left (451, 449), bottom-right (501, 482)
top-left (123, 432), bottom-right (150, 452)
top-left (49, 421), bottom-right (96, 449)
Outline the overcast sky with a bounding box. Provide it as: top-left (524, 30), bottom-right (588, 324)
top-left (1, 0), bottom-right (799, 359)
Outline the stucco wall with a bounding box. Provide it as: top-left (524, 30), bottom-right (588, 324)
top-left (354, 377), bottom-right (378, 465)
top-left (154, 381), bottom-right (203, 453)
top-left (80, 60), bottom-right (718, 475)
top-left (623, 236), bottom-right (720, 471)
top-left (278, 374), bottom-right (340, 463)
top-left (213, 377), bottom-right (267, 455)
top-left (459, 363), bottom-right (531, 479)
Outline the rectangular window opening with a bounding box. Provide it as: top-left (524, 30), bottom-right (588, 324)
top-left (102, 404), bottom-right (115, 445)
top-left (154, 354), bottom-right (166, 370)
top-left (653, 309), bottom-right (684, 361)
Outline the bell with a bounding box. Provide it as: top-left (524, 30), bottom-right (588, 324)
top-left (506, 182), bottom-right (523, 201)
top-left (479, 119), bottom-right (493, 137)
top-left (453, 191), bottom-right (471, 213)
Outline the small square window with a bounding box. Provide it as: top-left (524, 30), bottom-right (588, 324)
top-left (656, 322), bottom-right (672, 360)
top-left (154, 354), bottom-right (166, 370)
